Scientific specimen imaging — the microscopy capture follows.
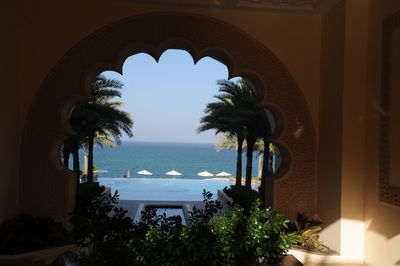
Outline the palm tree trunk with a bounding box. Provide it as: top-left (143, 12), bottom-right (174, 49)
top-left (72, 141), bottom-right (80, 197)
top-left (62, 147), bottom-right (70, 167)
top-left (72, 142), bottom-right (80, 174)
top-left (87, 133), bottom-right (95, 183)
top-left (260, 137), bottom-right (270, 206)
top-left (83, 148), bottom-right (88, 175)
top-left (257, 152), bottom-right (262, 178)
top-left (245, 137), bottom-right (255, 189)
top-left (236, 135), bottom-right (244, 186)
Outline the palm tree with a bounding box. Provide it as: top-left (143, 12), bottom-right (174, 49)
top-left (225, 80), bottom-right (262, 189)
top-left (253, 109), bottom-right (273, 202)
top-left (61, 134), bottom-right (84, 196)
top-left (247, 106), bottom-right (274, 188)
top-left (66, 75), bottom-right (133, 182)
top-left (198, 79), bottom-right (255, 186)
top-left (62, 135), bottom-right (82, 174)
top-left (200, 78), bottom-right (274, 194)
top-left (217, 135), bottom-right (262, 180)
top-left (82, 132), bottom-right (118, 175)
top-left (216, 134), bottom-right (275, 179)
top-left (244, 130), bottom-right (257, 188)
top-left (198, 100), bottom-right (245, 186)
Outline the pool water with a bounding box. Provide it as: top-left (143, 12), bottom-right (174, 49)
top-left (98, 178), bottom-right (234, 201)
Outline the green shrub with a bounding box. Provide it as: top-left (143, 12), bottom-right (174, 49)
top-left (71, 189), bottom-right (137, 266)
top-left (70, 189), bottom-right (297, 266)
top-left (211, 199), bottom-right (298, 266)
top-left (288, 212), bottom-right (326, 252)
top-left (0, 214), bottom-right (69, 254)
top-left (76, 181), bottom-right (105, 206)
top-left (224, 185), bottom-right (261, 212)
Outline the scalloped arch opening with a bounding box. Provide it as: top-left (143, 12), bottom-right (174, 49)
top-left (22, 12), bottom-right (317, 220)
top-left (63, 46), bottom-right (284, 181)
top-left (79, 45), bottom-right (267, 144)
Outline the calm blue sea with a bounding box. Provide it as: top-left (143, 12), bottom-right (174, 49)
top-left (80, 141), bottom-right (258, 179)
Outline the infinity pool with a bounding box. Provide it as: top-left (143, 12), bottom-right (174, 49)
top-left (98, 178), bottom-right (234, 200)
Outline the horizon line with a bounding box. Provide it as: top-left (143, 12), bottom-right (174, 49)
top-left (120, 139), bottom-right (216, 145)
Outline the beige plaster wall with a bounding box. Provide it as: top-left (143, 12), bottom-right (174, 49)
top-left (364, 1), bottom-right (400, 265)
top-left (0, 1), bottom-right (22, 222)
top-left (338, 0), bottom-right (369, 260)
top-left (317, 0), bottom-right (345, 252)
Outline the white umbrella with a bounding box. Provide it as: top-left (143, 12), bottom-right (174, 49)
top-left (165, 170), bottom-right (182, 176)
top-left (94, 169), bottom-right (109, 173)
top-left (197, 171), bottom-right (214, 177)
top-left (216, 171), bottom-right (231, 177)
top-left (137, 170), bottom-right (153, 175)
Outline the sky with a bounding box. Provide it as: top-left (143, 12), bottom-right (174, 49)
top-left (101, 49), bottom-right (232, 144)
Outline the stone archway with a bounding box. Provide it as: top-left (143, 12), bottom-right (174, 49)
top-left (21, 12), bottom-right (316, 221)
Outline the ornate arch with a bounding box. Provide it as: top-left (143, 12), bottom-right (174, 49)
top-left (22, 12), bottom-right (317, 220)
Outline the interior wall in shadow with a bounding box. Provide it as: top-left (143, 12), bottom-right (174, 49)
top-left (316, 0), bottom-right (345, 252)
top-left (364, 1), bottom-right (400, 265)
top-left (0, 1), bottom-right (22, 222)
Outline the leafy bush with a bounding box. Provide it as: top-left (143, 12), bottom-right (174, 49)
top-left (211, 199), bottom-right (298, 266)
top-left (223, 185), bottom-right (261, 212)
top-left (0, 214), bottom-right (70, 254)
top-left (289, 212), bottom-right (326, 252)
top-left (297, 225), bottom-right (323, 251)
top-left (70, 189), bottom-right (136, 266)
top-left (70, 189), bottom-right (297, 266)
top-left (129, 190), bottom-right (222, 266)
top-left (76, 181), bottom-right (105, 205)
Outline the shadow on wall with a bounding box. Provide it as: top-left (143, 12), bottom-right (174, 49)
top-left (299, 253), bottom-right (366, 266)
top-left (280, 255), bottom-right (303, 266)
top-left (366, 216), bottom-right (400, 240)
top-left (302, 257), bottom-right (364, 266)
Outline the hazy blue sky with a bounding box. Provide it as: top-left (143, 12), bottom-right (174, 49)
top-left (101, 49), bottom-right (231, 143)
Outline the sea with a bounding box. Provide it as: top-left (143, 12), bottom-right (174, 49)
top-left (78, 141), bottom-right (259, 179)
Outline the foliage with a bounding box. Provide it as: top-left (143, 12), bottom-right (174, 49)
top-left (62, 75), bottom-right (134, 181)
top-left (128, 190), bottom-right (222, 266)
top-left (70, 188), bottom-right (297, 266)
top-left (70, 189), bottom-right (136, 266)
top-left (297, 225), bottom-right (323, 251)
top-left (70, 75), bottom-right (133, 142)
top-left (0, 214), bottom-right (69, 254)
top-left (198, 79), bottom-right (257, 186)
top-left (211, 199), bottom-right (298, 266)
top-left (188, 190), bottom-right (223, 223)
top-left (198, 79), bottom-right (273, 189)
top-left (216, 134), bottom-right (276, 154)
top-left (70, 189), bottom-right (220, 266)
top-left (75, 75), bottom-right (134, 181)
top-left (76, 182), bottom-right (105, 206)
top-left (216, 134), bottom-right (277, 179)
top-left (224, 185), bottom-right (261, 212)
top-left (289, 212), bottom-right (325, 251)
